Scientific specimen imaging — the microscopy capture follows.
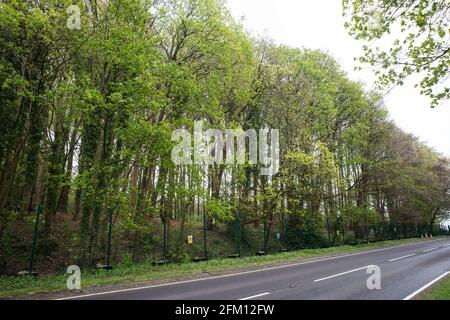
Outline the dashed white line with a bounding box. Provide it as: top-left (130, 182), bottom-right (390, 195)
top-left (239, 292), bottom-right (270, 300)
top-left (423, 247), bottom-right (439, 253)
top-left (388, 253), bottom-right (416, 262)
top-left (314, 265), bottom-right (374, 282)
top-left (403, 271), bottom-right (450, 300)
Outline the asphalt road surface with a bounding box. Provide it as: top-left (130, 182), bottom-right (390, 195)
top-left (62, 238), bottom-right (450, 300)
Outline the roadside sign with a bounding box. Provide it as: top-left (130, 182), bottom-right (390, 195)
top-left (188, 235), bottom-right (193, 244)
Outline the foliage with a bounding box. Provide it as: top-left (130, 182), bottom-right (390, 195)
top-left (343, 0), bottom-right (450, 107)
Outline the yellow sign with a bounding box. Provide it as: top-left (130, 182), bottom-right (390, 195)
top-left (188, 235), bottom-right (193, 244)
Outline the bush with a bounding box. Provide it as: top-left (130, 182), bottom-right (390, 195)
top-left (37, 239), bottom-right (59, 255)
top-left (287, 226), bottom-right (328, 249)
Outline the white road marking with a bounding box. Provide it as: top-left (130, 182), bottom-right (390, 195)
top-left (423, 247), bottom-right (439, 253)
top-left (57, 238), bottom-right (448, 300)
top-left (403, 271), bottom-right (450, 300)
top-left (313, 265), bottom-right (374, 282)
top-left (388, 253), bottom-right (416, 262)
top-left (442, 244), bottom-right (450, 247)
top-left (238, 292), bottom-right (270, 300)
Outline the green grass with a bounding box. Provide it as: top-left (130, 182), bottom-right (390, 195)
top-left (419, 274), bottom-right (450, 300)
top-left (0, 237), bottom-right (445, 298)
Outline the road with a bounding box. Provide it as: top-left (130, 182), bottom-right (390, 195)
top-left (62, 238), bottom-right (450, 300)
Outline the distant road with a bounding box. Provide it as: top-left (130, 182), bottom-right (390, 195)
top-left (61, 238), bottom-right (450, 300)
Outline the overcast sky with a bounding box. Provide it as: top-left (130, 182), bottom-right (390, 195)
top-left (226, 0), bottom-right (450, 157)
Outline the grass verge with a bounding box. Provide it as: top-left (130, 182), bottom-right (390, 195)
top-left (419, 274), bottom-right (450, 300)
top-left (0, 237), bottom-right (445, 299)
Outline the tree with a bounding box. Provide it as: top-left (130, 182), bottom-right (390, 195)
top-left (343, 0), bottom-right (450, 107)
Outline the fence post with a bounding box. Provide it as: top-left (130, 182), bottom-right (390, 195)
top-left (106, 207), bottom-right (114, 267)
top-left (283, 212), bottom-right (288, 251)
top-left (325, 216), bottom-right (331, 247)
top-left (236, 211), bottom-right (241, 256)
top-left (163, 217), bottom-right (167, 260)
top-left (364, 216), bottom-right (368, 242)
top-left (28, 205), bottom-right (42, 274)
top-left (263, 217), bottom-right (267, 253)
top-left (203, 207), bottom-right (207, 260)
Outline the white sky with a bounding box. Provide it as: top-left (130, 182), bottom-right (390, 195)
top-left (226, 0), bottom-right (450, 157)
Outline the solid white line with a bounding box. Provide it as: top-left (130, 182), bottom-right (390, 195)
top-left (388, 253), bottom-right (416, 262)
top-left (403, 271), bottom-right (450, 300)
top-left (57, 238), bottom-right (448, 300)
top-left (238, 292), bottom-right (270, 300)
top-left (314, 265), bottom-right (374, 282)
top-left (423, 247), bottom-right (439, 253)
top-left (442, 244), bottom-right (450, 247)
